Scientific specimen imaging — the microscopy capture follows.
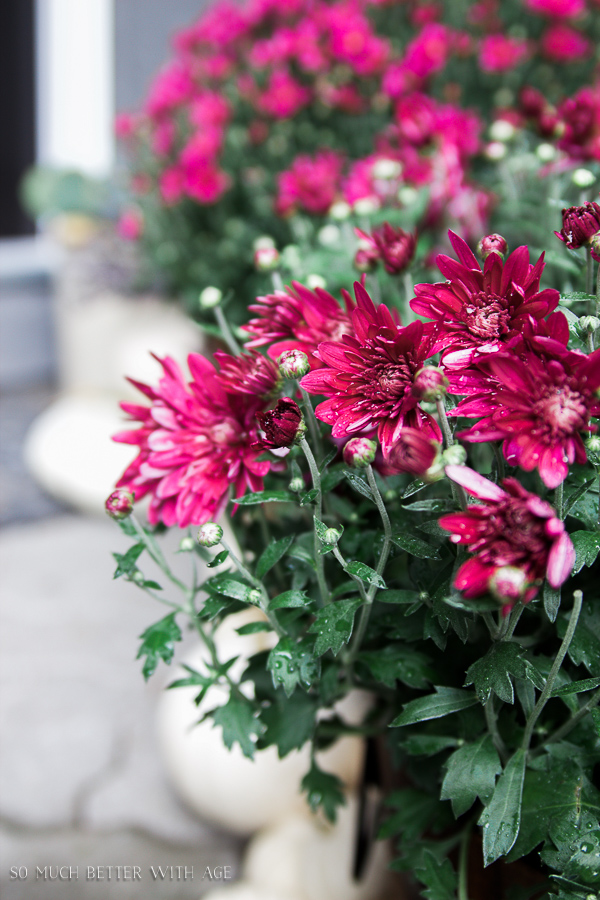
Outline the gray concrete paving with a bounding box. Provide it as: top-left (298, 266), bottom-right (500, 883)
top-left (0, 514), bottom-right (242, 899)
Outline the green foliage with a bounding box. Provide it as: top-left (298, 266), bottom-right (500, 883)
top-left (441, 735), bottom-right (502, 817)
top-left (267, 636), bottom-right (320, 696)
top-left (479, 749), bottom-right (527, 867)
top-left (256, 535), bottom-right (294, 579)
top-left (212, 694), bottom-right (263, 759)
top-left (308, 598), bottom-right (363, 656)
top-left (136, 614), bottom-right (182, 680)
top-left (392, 686), bottom-right (479, 727)
top-left (465, 643), bottom-right (544, 705)
top-left (301, 762), bottom-right (346, 822)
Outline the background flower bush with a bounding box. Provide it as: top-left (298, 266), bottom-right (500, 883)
top-left (116, 0), bottom-right (600, 322)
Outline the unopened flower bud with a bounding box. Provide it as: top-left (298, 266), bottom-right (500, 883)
top-left (343, 437), bottom-right (377, 468)
top-left (412, 367), bottom-right (449, 401)
top-left (318, 224), bottom-right (340, 246)
top-left (254, 246), bottom-right (280, 271)
top-left (591, 232), bottom-right (600, 262)
top-left (555, 202), bottom-right (600, 251)
top-left (484, 142), bottom-right (507, 161)
top-left (179, 536), bottom-right (195, 552)
top-left (489, 119), bottom-right (516, 143)
top-left (572, 168), bottom-right (596, 188)
top-left (354, 197), bottom-right (380, 216)
top-left (278, 349), bottom-right (310, 379)
top-left (477, 233), bottom-right (508, 259)
top-left (105, 489), bottom-right (134, 519)
top-left (197, 522), bottom-right (223, 547)
top-left (289, 476), bottom-right (305, 493)
top-left (579, 315), bottom-right (600, 333)
top-left (371, 223), bottom-right (416, 275)
top-left (132, 570), bottom-right (145, 583)
top-left (387, 428), bottom-right (442, 480)
top-left (536, 142), bottom-right (556, 162)
top-left (372, 158), bottom-right (402, 180)
top-left (307, 274), bottom-right (326, 290)
top-left (489, 566), bottom-right (528, 603)
top-left (248, 589), bottom-right (263, 606)
top-left (199, 286), bottom-right (223, 309)
top-left (329, 201), bottom-right (351, 221)
top-left (323, 527), bottom-right (342, 545)
top-left (253, 235), bottom-right (276, 251)
top-left (397, 186), bottom-right (419, 206)
top-left (354, 246), bottom-right (379, 272)
top-left (257, 398), bottom-right (306, 449)
top-left (585, 435), bottom-right (600, 455)
top-left (442, 445), bottom-right (467, 466)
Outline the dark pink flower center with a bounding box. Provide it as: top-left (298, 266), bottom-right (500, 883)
top-left (461, 292), bottom-right (511, 340)
top-left (533, 384), bottom-right (588, 439)
top-left (474, 499), bottom-right (549, 572)
top-left (372, 361), bottom-right (413, 399)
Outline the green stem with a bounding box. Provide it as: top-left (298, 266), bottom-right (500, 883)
top-left (586, 249), bottom-right (594, 314)
top-left (214, 305), bottom-right (241, 355)
top-left (482, 611), bottom-right (499, 639)
top-left (504, 603), bottom-right (525, 641)
top-left (129, 514), bottom-right (187, 592)
top-left (219, 537), bottom-right (284, 636)
top-left (300, 387), bottom-right (322, 457)
top-left (458, 823), bottom-right (471, 900)
top-left (345, 467), bottom-right (394, 663)
top-left (300, 438), bottom-right (329, 605)
top-left (521, 590), bottom-right (583, 754)
top-left (436, 397), bottom-right (468, 510)
top-left (535, 686), bottom-right (600, 752)
top-left (271, 271), bottom-right (284, 292)
top-left (492, 442), bottom-right (505, 482)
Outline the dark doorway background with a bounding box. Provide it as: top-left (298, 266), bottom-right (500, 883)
top-left (0, 0), bottom-right (36, 237)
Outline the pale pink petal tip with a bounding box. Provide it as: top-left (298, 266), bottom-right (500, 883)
top-left (546, 532), bottom-right (576, 588)
top-left (444, 465), bottom-right (506, 502)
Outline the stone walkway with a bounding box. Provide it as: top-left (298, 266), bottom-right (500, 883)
top-left (0, 514), bottom-right (242, 899)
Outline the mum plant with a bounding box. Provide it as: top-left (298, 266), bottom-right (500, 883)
top-left (107, 204), bottom-right (600, 898)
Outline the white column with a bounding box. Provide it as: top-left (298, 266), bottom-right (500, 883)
top-left (36, 0), bottom-right (115, 177)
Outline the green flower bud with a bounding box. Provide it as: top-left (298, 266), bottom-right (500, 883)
top-left (199, 286), bottom-right (223, 309)
top-left (197, 522), bottom-right (223, 547)
top-left (323, 527), bottom-right (342, 545)
top-left (179, 536), bottom-right (195, 552)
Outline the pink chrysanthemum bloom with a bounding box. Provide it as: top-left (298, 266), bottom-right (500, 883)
top-left (113, 354), bottom-right (278, 527)
top-left (478, 34), bottom-right (529, 73)
top-left (440, 466), bottom-right (575, 610)
top-left (300, 282), bottom-right (441, 456)
top-left (386, 427), bottom-right (443, 480)
top-left (525, 0), bottom-right (586, 17)
top-left (411, 231), bottom-right (560, 360)
top-left (243, 281), bottom-right (355, 368)
top-left (557, 86), bottom-right (600, 163)
top-left (213, 350), bottom-right (281, 398)
top-left (541, 23), bottom-right (591, 63)
top-left (455, 347), bottom-right (600, 488)
top-left (275, 150), bottom-right (344, 217)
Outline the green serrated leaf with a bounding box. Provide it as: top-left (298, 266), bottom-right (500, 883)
top-left (234, 490), bottom-right (294, 505)
top-left (345, 560), bottom-right (386, 588)
top-left (414, 849), bottom-right (458, 900)
top-left (401, 478), bottom-right (428, 499)
top-left (301, 762), bottom-right (346, 822)
top-left (344, 471), bottom-right (375, 501)
top-left (308, 598), bottom-right (363, 656)
top-left (267, 636), bottom-right (320, 696)
top-left (391, 686), bottom-right (478, 727)
top-left (256, 535), bottom-right (294, 579)
top-left (136, 613), bottom-right (182, 680)
top-left (360, 644), bottom-right (435, 689)
top-left (212, 695), bottom-right (262, 759)
top-left (199, 594), bottom-right (233, 619)
top-left (208, 578), bottom-right (255, 602)
top-left (261, 692), bottom-right (317, 757)
top-left (465, 643), bottom-right (538, 705)
top-left (570, 531), bottom-right (600, 575)
top-left (403, 499), bottom-right (456, 513)
top-left (563, 480), bottom-right (597, 519)
top-left (380, 788), bottom-right (440, 841)
top-left (113, 542), bottom-right (145, 579)
top-left (441, 735), bottom-right (502, 817)
top-left (206, 549), bottom-right (229, 568)
top-left (300, 487), bottom-right (319, 505)
top-left (558, 610), bottom-right (600, 674)
top-left (392, 532), bottom-right (441, 559)
top-left (269, 589), bottom-right (310, 610)
top-left (479, 749), bottom-right (526, 866)
top-left (287, 543), bottom-right (317, 570)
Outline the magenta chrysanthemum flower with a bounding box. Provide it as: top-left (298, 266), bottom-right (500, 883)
top-left (300, 282), bottom-right (441, 456)
top-left (411, 231), bottom-right (560, 359)
top-left (439, 466), bottom-right (575, 609)
top-left (213, 350), bottom-right (281, 398)
top-left (243, 281), bottom-right (355, 369)
top-left (113, 353), bottom-right (279, 527)
top-left (455, 348), bottom-right (600, 488)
